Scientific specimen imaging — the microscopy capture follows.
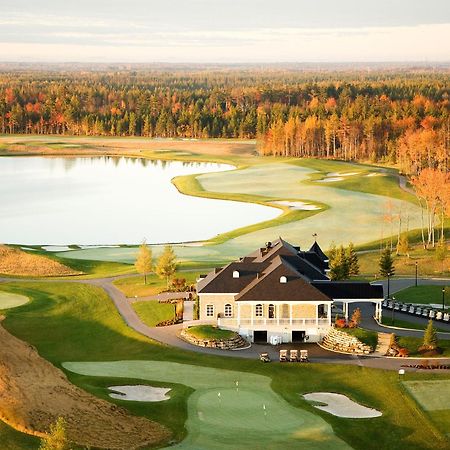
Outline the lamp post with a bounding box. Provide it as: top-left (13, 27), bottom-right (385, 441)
top-left (387, 274), bottom-right (390, 299)
top-left (443, 288), bottom-right (446, 312)
top-left (415, 261), bottom-right (418, 288)
top-left (391, 296), bottom-right (395, 326)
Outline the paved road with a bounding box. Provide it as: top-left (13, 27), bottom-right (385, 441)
top-left (373, 277), bottom-right (449, 295)
top-left (2, 275), bottom-right (450, 370)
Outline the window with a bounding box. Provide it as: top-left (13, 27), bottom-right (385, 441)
top-left (224, 304), bottom-right (232, 317)
top-left (232, 270), bottom-right (240, 278)
top-left (280, 276), bottom-right (287, 283)
top-left (255, 304), bottom-right (263, 317)
top-left (268, 304), bottom-right (275, 319)
top-left (206, 304), bottom-right (214, 317)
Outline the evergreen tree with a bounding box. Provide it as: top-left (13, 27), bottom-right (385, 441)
top-left (379, 247), bottom-right (395, 278)
top-left (135, 239), bottom-right (153, 284)
top-left (423, 319), bottom-right (438, 350)
top-left (347, 242), bottom-right (360, 276)
top-left (155, 245), bottom-right (177, 288)
top-left (39, 417), bottom-right (71, 450)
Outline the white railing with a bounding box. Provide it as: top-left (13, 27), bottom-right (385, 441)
top-left (218, 318), bottom-right (329, 327)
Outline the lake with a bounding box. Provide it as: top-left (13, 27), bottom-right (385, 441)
top-left (0, 156), bottom-right (278, 245)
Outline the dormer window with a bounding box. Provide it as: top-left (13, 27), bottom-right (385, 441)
top-left (233, 270), bottom-right (240, 278)
top-left (280, 276), bottom-right (287, 283)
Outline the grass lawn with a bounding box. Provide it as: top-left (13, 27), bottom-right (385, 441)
top-left (381, 317), bottom-right (449, 333)
top-left (397, 336), bottom-right (450, 357)
top-left (185, 325), bottom-right (235, 340)
top-left (132, 300), bottom-right (175, 327)
top-left (402, 380), bottom-right (450, 438)
top-left (393, 285), bottom-right (450, 305)
top-left (1, 281), bottom-right (450, 449)
top-left (341, 327), bottom-right (378, 350)
top-left (113, 271), bottom-right (199, 298)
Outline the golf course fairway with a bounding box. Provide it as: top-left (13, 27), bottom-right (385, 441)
top-left (63, 361), bottom-right (352, 450)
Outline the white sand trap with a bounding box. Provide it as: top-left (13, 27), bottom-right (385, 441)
top-left (339, 172), bottom-right (359, 176)
top-left (303, 393), bottom-right (382, 418)
top-left (108, 385), bottom-right (171, 402)
top-left (20, 247), bottom-right (38, 251)
top-left (366, 173), bottom-right (382, 177)
top-left (0, 291), bottom-right (29, 309)
top-left (272, 201), bottom-right (321, 211)
top-left (42, 245), bottom-right (72, 252)
top-left (317, 177), bottom-right (344, 183)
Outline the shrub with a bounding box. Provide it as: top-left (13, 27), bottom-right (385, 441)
top-left (350, 307), bottom-right (362, 326)
top-left (335, 318), bottom-right (347, 328)
top-left (397, 347), bottom-right (409, 357)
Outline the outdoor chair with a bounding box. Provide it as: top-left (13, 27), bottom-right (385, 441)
top-left (394, 303), bottom-right (400, 311)
top-left (401, 305), bottom-right (408, 312)
top-left (279, 349), bottom-right (288, 362)
top-left (436, 311), bottom-right (443, 320)
top-left (289, 349), bottom-right (298, 362)
top-left (260, 352), bottom-right (271, 363)
top-left (408, 306), bottom-right (415, 314)
top-left (300, 349), bottom-right (309, 362)
top-left (422, 309), bottom-right (429, 317)
top-left (415, 308), bottom-right (422, 315)
top-left (429, 310), bottom-right (436, 319)
top-left (443, 314), bottom-right (450, 322)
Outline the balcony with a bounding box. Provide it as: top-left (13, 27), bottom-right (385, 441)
top-left (217, 317), bottom-right (329, 328)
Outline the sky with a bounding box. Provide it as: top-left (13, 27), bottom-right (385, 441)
top-left (0, 0), bottom-right (449, 63)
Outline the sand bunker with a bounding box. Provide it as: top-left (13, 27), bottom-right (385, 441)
top-left (109, 385), bottom-right (171, 402)
top-left (42, 245), bottom-right (72, 252)
top-left (0, 292), bottom-right (29, 309)
top-left (0, 320), bottom-right (169, 449)
top-left (317, 177), bottom-right (344, 183)
top-left (366, 173), bottom-right (382, 177)
top-left (272, 200), bottom-right (321, 211)
top-left (303, 392), bottom-right (382, 418)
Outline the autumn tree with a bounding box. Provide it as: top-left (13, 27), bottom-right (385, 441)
top-left (155, 245), bottom-right (177, 288)
top-left (39, 417), bottom-right (71, 450)
top-left (135, 239), bottom-right (153, 284)
top-left (350, 307), bottom-right (362, 327)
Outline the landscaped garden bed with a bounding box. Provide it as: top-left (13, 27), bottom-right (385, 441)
top-left (181, 325), bottom-right (248, 349)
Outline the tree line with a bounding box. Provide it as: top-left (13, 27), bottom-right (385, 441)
top-left (0, 68), bottom-right (448, 174)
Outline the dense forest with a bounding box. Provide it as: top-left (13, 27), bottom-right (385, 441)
top-left (0, 67), bottom-right (448, 174)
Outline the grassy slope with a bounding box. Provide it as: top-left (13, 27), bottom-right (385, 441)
top-left (397, 336), bottom-right (450, 357)
top-left (393, 286), bottom-right (450, 305)
top-left (185, 325), bottom-right (235, 340)
top-left (1, 281), bottom-right (449, 450)
top-left (113, 272), bottom-right (199, 298)
top-left (132, 300), bottom-right (175, 327)
top-left (341, 327), bottom-right (378, 349)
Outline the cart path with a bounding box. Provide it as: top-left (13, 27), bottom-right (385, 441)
top-left (2, 276), bottom-right (450, 370)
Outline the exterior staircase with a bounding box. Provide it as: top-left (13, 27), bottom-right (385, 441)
top-left (321, 328), bottom-right (372, 354)
top-left (373, 332), bottom-right (391, 356)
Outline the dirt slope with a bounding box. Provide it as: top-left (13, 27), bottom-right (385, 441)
top-left (0, 318), bottom-right (170, 449)
top-left (0, 246), bottom-right (80, 277)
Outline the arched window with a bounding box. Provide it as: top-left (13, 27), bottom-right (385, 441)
top-left (232, 270), bottom-right (240, 278)
top-left (268, 304), bottom-right (275, 319)
top-left (280, 276), bottom-right (287, 283)
top-left (206, 304), bottom-right (214, 317)
top-left (224, 303), bottom-right (232, 317)
top-left (255, 304), bottom-right (263, 317)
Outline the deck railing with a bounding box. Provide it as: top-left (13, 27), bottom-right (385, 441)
top-left (218, 317), bottom-right (329, 327)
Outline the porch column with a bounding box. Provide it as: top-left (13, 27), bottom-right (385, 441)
top-left (276, 304), bottom-right (280, 325)
top-left (264, 303), bottom-right (267, 325)
top-left (251, 304), bottom-right (254, 326)
top-left (328, 304), bottom-right (332, 326)
top-left (237, 302), bottom-right (241, 327)
top-left (344, 302), bottom-right (349, 320)
top-left (315, 304), bottom-right (319, 327)
top-left (379, 302), bottom-right (383, 321)
top-left (289, 304), bottom-right (293, 325)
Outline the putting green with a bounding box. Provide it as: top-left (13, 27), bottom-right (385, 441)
top-left (63, 361), bottom-right (351, 449)
top-left (0, 291), bottom-right (29, 309)
top-left (403, 380), bottom-right (450, 411)
top-left (403, 380), bottom-right (450, 437)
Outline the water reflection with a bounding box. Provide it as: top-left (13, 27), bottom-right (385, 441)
top-left (0, 156), bottom-right (278, 245)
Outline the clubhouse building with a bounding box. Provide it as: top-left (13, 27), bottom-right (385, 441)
top-left (197, 238), bottom-right (383, 344)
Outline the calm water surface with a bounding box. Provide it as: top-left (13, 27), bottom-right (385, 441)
top-left (0, 156), bottom-right (278, 245)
